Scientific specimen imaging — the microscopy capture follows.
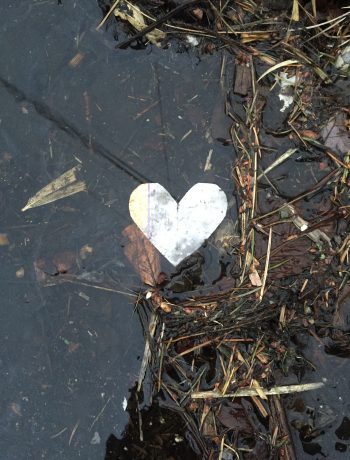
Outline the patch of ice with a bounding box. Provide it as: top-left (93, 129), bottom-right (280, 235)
top-left (186, 35), bottom-right (200, 46)
top-left (122, 397), bottom-right (127, 411)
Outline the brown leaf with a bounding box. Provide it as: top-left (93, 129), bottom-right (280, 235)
top-left (151, 292), bottom-right (172, 313)
top-left (68, 342), bottom-right (80, 353)
top-left (0, 233), bottom-right (9, 246)
top-left (249, 267), bottom-right (262, 287)
top-left (52, 251), bottom-right (76, 274)
top-left (123, 224), bottom-right (161, 286)
top-left (192, 7), bottom-right (203, 20)
top-left (321, 113), bottom-right (350, 155)
top-left (299, 129), bottom-right (319, 139)
top-left (201, 408), bottom-right (217, 437)
top-left (217, 401), bottom-right (253, 433)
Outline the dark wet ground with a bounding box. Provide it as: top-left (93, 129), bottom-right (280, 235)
top-left (287, 333), bottom-right (350, 459)
top-left (0, 1), bottom-right (350, 459)
top-left (0, 1), bottom-right (231, 459)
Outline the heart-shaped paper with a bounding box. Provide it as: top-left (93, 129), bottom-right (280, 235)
top-left (129, 183), bottom-right (227, 266)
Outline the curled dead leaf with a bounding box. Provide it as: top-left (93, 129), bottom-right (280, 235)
top-left (114, 1), bottom-right (165, 46)
top-left (123, 224), bottom-right (161, 286)
top-left (249, 268), bottom-right (262, 287)
top-left (151, 292), bottom-right (172, 313)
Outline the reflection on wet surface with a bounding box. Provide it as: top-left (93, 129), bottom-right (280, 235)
top-left (1, 1), bottom-right (350, 459)
top-left (286, 334), bottom-right (350, 459)
top-left (0, 1), bottom-right (233, 458)
top-left (104, 384), bottom-right (202, 460)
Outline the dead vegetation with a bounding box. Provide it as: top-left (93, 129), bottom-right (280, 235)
top-left (93, 1), bottom-right (350, 458)
top-left (21, 1), bottom-right (350, 457)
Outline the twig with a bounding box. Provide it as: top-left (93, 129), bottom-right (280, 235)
top-left (174, 338), bottom-right (215, 358)
top-left (89, 397), bottom-right (112, 431)
top-left (50, 427), bottom-right (67, 439)
top-left (254, 169), bottom-right (339, 221)
top-left (251, 131), bottom-right (259, 219)
top-left (257, 148), bottom-right (298, 180)
top-left (325, 149), bottom-right (350, 170)
top-left (191, 382), bottom-right (324, 399)
top-left (218, 435), bottom-right (225, 460)
top-left (305, 9), bottom-right (350, 29)
top-left (259, 227), bottom-right (272, 302)
top-left (96, 0), bottom-right (121, 30)
top-left (40, 276), bottom-right (137, 297)
top-left (69, 420), bottom-right (80, 446)
top-left (257, 59), bottom-right (299, 82)
top-left (138, 312), bottom-right (158, 391)
top-left (270, 395), bottom-right (296, 460)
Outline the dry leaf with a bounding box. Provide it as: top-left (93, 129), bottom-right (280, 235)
top-left (291, 0), bottom-right (299, 21)
top-left (201, 408), bottom-right (217, 437)
top-left (321, 114), bottom-right (350, 155)
top-left (22, 165), bottom-right (86, 212)
top-left (217, 401), bottom-right (254, 433)
top-left (256, 352), bottom-right (269, 364)
top-left (0, 233), bottom-right (9, 245)
top-left (151, 292), bottom-right (172, 313)
top-left (299, 129), bottom-right (318, 139)
top-left (123, 224), bottom-right (161, 286)
top-left (249, 268), bottom-right (262, 287)
top-left (114, 1), bottom-right (165, 46)
top-left (245, 250), bottom-right (260, 268)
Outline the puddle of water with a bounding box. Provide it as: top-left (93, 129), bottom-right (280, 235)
top-left (1, 1), bottom-right (349, 459)
top-left (286, 334), bottom-right (350, 459)
top-left (0, 1), bottom-right (235, 458)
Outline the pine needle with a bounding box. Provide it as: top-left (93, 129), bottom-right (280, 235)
top-left (257, 60), bottom-right (299, 82)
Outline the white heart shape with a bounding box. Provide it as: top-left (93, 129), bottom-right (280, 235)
top-left (129, 183), bottom-right (228, 266)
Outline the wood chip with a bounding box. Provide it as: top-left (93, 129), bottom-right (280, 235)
top-left (234, 62), bottom-right (252, 96)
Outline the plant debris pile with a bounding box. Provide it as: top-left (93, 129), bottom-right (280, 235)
top-left (98, 0), bottom-right (350, 58)
top-left (96, 1), bottom-right (350, 458)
